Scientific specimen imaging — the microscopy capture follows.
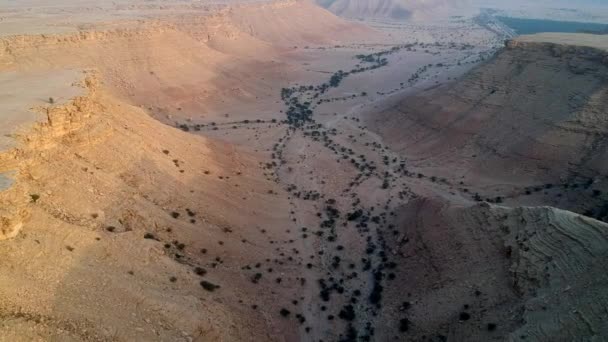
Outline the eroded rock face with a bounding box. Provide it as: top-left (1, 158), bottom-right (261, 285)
top-left (0, 75), bottom-right (98, 240)
top-left (502, 207), bottom-right (608, 341)
top-left (384, 198), bottom-right (608, 341)
top-left (368, 35), bottom-right (608, 184)
top-left (0, 169), bottom-right (31, 240)
top-left (505, 38), bottom-right (608, 74)
top-left (0, 209), bottom-right (26, 241)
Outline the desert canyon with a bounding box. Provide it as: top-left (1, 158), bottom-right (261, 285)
top-left (0, 0), bottom-right (607, 341)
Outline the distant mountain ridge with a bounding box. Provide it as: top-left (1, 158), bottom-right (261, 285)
top-left (316, 0), bottom-right (462, 20)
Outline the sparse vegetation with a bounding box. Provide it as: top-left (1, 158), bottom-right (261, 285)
top-left (200, 280), bottom-right (220, 292)
top-left (143, 233), bottom-right (157, 240)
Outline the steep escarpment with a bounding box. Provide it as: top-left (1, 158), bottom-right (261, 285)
top-left (379, 198), bottom-right (608, 341)
top-left (224, 0), bottom-right (374, 45)
top-left (0, 0), bottom-right (376, 122)
top-left (359, 35), bottom-right (608, 339)
top-left (366, 33), bottom-right (608, 220)
top-left (368, 34), bottom-right (608, 180)
top-left (0, 73), bottom-right (301, 340)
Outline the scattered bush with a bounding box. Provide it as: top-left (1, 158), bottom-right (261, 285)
top-left (143, 233), bottom-right (157, 240)
top-left (338, 305), bottom-right (356, 321)
top-left (459, 312), bottom-right (471, 321)
top-left (200, 280), bottom-right (220, 291)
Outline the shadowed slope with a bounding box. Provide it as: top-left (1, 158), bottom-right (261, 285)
top-left (379, 197), bottom-right (608, 341)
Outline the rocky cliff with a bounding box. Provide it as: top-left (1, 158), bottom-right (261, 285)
top-left (366, 33), bottom-right (608, 220)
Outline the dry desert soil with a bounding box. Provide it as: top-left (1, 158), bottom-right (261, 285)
top-left (0, 1), bottom-right (607, 341)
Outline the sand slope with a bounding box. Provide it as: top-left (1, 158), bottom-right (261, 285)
top-left (0, 0), bottom-right (377, 120)
top-left (0, 2), bottom-right (385, 340)
top-left (0, 72), bottom-right (300, 340)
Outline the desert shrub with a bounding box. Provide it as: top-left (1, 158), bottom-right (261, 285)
top-left (251, 273), bottom-right (262, 283)
top-left (200, 280), bottom-right (220, 291)
top-left (459, 312), bottom-right (471, 321)
top-left (338, 305), bottom-right (356, 321)
top-left (143, 233), bottom-right (157, 240)
top-left (399, 318), bottom-right (410, 332)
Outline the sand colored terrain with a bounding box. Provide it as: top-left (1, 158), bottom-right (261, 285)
top-left (1, 1), bottom-right (608, 341)
top-left (0, 73), bottom-right (300, 341)
top-left (0, 70), bottom-right (83, 152)
top-left (366, 33), bottom-right (608, 219)
top-left (0, 1), bottom-right (382, 340)
top-left (0, 0), bottom-right (376, 122)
